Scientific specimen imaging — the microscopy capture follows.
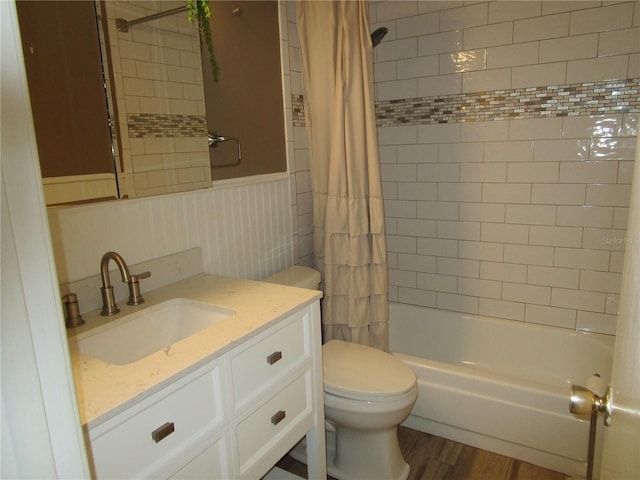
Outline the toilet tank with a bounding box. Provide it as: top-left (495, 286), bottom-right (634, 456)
top-left (262, 266), bottom-right (321, 290)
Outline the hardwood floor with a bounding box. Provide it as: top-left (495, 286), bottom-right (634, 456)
top-left (276, 425), bottom-right (568, 480)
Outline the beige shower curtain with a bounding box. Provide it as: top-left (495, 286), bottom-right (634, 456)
top-left (297, 0), bottom-right (389, 350)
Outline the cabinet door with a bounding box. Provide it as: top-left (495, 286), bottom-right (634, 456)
top-left (236, 370), bottom-right (314, 479)
top-left (169, 434), bottom-right (229, 480)
top-left (87, 363), bottom-right (224, 479)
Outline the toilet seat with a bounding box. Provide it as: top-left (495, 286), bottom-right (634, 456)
top-left (322, 340), bottom-right (416, 402)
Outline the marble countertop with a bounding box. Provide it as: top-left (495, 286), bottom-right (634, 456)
top-left (66, 273), bottom-right (321, 429)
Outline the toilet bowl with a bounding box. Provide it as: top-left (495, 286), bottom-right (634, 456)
top-left (263, 267), bottom-right (418, 480)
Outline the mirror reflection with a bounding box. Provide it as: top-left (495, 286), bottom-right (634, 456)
top-left (17, 0), bottom-right (287, 207)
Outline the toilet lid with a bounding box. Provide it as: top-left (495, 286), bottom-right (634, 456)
top-left (322, 340), bottom-right (416, 400)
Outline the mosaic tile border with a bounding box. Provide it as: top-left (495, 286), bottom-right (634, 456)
top-left (291, 78), bottom-right (639, 127)
top-left (292, 95), bottom-right (305, 127)
top-left (128, 113), bottom-right (207, 138)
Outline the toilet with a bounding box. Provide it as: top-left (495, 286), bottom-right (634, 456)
top-left (263, 266), bottom-right (418, 480)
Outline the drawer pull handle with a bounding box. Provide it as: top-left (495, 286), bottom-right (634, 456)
top-left (267, 350), bottom-right (282, 365)
top-left (271, 410), bottom-right (286, 426)
top-left (151, 422), bottom-right (175, 443)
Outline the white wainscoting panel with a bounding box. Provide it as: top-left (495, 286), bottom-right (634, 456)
top-left (48, 178), bottom-right (294, 285)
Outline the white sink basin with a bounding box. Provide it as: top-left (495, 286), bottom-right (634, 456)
top-left (74, 298), bottom-right (234, 365)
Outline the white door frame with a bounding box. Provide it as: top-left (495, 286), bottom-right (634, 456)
top-left (1, 1), bottom-right (89, 477)
top-left (599, 122), bottom-right (640, 480)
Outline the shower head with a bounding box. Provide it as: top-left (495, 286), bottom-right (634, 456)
top-left (371, 27), bottom-right (388, 47)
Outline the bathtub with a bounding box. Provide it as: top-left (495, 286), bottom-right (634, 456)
top-left (388, 302), bottom-right (614, 477)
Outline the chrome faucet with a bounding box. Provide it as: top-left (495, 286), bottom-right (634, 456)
top-left (100, 251), bottom-right (151, 316)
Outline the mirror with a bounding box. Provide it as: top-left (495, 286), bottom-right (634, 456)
top-left (17, 0), bottom-right (288, 206)
top-left (17, 0), bottom-right (211, 205)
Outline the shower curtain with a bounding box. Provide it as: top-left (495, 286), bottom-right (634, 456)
top-left (296, 0), bottom-right (389, 350)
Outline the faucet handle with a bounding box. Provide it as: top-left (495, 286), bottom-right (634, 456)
top-left (135, 271), bottom-right (151, 281)
top-left (127, 271), bottom-right (151, 306)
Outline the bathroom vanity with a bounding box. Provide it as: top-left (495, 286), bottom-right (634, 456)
top-left (66, 274), bottom-right (326, 479)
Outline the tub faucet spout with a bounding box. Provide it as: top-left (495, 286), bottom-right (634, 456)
top-left (100, 251), bottom-right (151, 316)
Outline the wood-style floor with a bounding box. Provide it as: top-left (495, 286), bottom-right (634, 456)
top-left (276, 425), bottom-right (568, 480)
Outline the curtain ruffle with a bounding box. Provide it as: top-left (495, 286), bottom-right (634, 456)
top-left (322, 321), bottom-right (388, 351)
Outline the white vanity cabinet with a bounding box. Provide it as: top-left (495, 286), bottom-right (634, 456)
top-left (83, 300), bottom-right (325, 480)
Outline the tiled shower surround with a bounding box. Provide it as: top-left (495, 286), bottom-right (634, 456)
top-left (288, 1), bottom-right (640, 336)
top-left (366, 1), bottom-right (639, 335)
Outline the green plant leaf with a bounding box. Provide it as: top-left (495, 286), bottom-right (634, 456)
top-left (187, 0), bottom-right (219, 82)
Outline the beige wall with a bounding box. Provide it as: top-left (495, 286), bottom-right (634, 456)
top-left (203, 1), bottom-right (287, 180)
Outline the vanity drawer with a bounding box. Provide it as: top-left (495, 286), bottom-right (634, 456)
top-left (88, 363), bottom-right (224, 479)
top-left (230, 312), bottom-right (308, 409)
top-left (236, 370), bottom-right (313, 478)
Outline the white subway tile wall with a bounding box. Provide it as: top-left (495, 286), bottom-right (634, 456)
top-left (286, 1), bottom-right (314, 266)
top-left (370, 0), bottom-right (639, 334)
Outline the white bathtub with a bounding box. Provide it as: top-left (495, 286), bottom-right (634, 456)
top-left (388, 302), bottom-right (615, 477)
